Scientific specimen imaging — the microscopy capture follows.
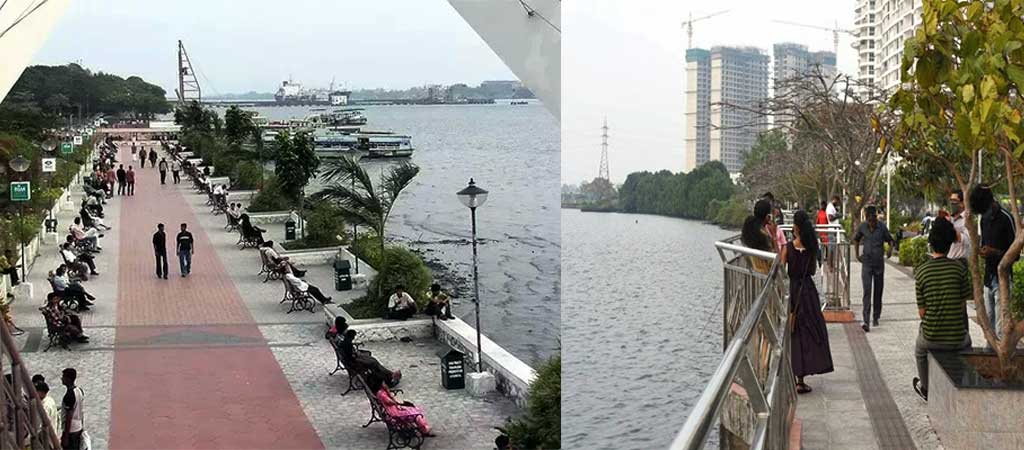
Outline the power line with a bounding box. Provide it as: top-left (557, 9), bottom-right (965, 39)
top-left (0, 0), bottom-right (48, 40)
top-left (517, 0), bottom-right (560, 34)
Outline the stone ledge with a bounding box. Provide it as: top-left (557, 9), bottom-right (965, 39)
top-left (208, 176), bottom-right (230, 186)
top-left (247, 211), bottom-right (291, 225)
top-left (435, 317), bottom-right (537, 408)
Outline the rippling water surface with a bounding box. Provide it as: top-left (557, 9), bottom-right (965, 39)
top-left (562, 209), bottom-right (733, 449)
top-left (242, 104), bottom-right (560, 365)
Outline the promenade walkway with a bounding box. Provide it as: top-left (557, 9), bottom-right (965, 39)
top-left (795, 258), bottom-right (988, 450)
top-left (9, 141), bottom-right (517, 449)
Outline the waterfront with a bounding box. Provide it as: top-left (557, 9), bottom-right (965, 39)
top-left (562, 208), bottom-right (732, 449)
top-left (241, 104), bottom-right (561, 365)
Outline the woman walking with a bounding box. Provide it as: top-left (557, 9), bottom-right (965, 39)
top-left (781, 210), bottom-right (834, 394)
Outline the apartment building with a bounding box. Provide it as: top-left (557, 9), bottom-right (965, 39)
top-left (854, 0), bottom-right (922, 95)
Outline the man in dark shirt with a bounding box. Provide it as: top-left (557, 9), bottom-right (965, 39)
top-left (854, 206), bottom-right (894, 332)
top-left (969, 185), bottom-right (1017, 336)
top-left (176, 223), bottom-right (194, 277)
top-left (153, 223), bottom-right (168, 279)
top-left (115, 164), bottom-right (126, 196)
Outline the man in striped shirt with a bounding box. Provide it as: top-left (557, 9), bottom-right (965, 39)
top-left (913, 218), bottom-right (972, 401)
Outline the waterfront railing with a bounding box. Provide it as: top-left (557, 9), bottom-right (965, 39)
top-left (779, 225), bottom-right (851, 312)
top-left (669, 235), bottom-right (796, 450)
top-left (0, 317), bottom-right (60, 449)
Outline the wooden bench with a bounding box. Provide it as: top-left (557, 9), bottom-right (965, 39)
top-left (225, 212), bottom-right (240, 232)
top-left (237, 227), bottom-right (262, 250)
top-left (280, 279), bottom-right (316, 314)
top-left (358, 374), bottom-right (424, 450)
top-left (46, 280), bottom-right (81, 312)
top-left (258, 250), bottom-right (284, 282)
top-left (327, 337), bottom-right (365, 396)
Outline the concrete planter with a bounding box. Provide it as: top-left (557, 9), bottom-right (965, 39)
top-left (247, 211), bottom-right (292, 226)
top-left (928, 350), bottom-right (1024, 449)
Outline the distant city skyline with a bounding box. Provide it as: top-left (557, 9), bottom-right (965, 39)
top-left (563, 0), bottom-right (858, 185)
top-left (31, 0), bottom-right (518, 96)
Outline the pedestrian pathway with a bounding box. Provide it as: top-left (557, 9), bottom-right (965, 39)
top-left (9, 140), bottom-right (519, 450)
top-left (106, 144), bottom-right (323, 449)
top-left (796, 259), bottom-right (988, 450)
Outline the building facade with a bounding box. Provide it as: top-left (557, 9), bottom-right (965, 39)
top-left (773, 43), bottom-right (837, 93)
top-left (854, 0), bottom-right (921, 95)
top-left (685, 46), bottom-right (769, 173)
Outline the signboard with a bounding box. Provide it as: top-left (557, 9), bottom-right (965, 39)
top-left (41, 158), bottom-right (56, 172)
top-left (73, 135), bottom-right (83, 145)
top-left (61, 142), bottom-right (73, 154)
top-left (10, 182), bottom-right (30, 202)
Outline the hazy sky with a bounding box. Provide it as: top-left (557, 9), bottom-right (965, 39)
top-left (32, 0), bottom-right (517, 95)
top-left (563, 0), bottom-right (857, 184)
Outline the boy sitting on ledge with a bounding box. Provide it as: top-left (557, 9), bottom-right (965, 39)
top-left (387, 285), bottom-right (417, 320)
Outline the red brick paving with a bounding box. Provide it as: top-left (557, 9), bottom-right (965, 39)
top-left (108, 144), bottom-right (323, 449)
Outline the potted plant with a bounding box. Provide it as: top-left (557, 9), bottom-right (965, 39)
top-left (889, 0), bottom-right (1024, 445)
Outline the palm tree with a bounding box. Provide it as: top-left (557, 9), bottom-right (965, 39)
top-left (312, 156), bottom-right (420, 267)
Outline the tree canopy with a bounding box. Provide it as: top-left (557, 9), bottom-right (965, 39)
top-left (4, 64), bottom-right (170, 118)
top-left (618, 161), bottom-right (735, 220)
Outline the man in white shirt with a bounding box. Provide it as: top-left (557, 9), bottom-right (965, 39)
top-left (171, 159), bottom-right (182, 184)
top-left (69, 218), bottom-right (101, 250)
top-left (34, 380), bottom-right (62, 439)
top-left (259, 241), bottom-right (305, 277)
top-left (60, 368), bottom-right (85, 450)
top-left (284, 268), bottom-right (332, 304)
top-left (61, 243), bottom-right (97, 276)
top-left (387, 285), bottom-right (417, 320)
top-left (826, 195), bottom-right (841, 226)
top-left (946, 189), bottom-right (972, 265)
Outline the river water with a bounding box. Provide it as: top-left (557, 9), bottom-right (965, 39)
top-left (562, 208), bottom-right (733, 449)
top-left (239, 104), bottom-right (561, 365)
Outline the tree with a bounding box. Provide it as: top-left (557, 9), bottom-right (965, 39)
top-left (500, 355), bottom-right (560, 449)
top-left (889, 0), bottom-right (1024, 377)
top-left (579, 177), bottom-right (617, 207)
top-left (273, 131), bottom-right (320, 203)
top-left (224, 106), bottom-right (257, 146)
top-left (719, 67), bottom-right (897, 231)
top-left (617, 161), bottom-right (734, 220)
top-left (312, 156), bottom-right (420, 270)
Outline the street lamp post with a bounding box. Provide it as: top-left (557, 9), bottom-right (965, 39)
top-left (9, 154), bottom-right (31, 281)
top-left (457, 178), bottom-right (488, 373)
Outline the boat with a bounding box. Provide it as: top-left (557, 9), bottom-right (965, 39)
top-left (305, 109), bottom-right (367, 127)
top-left (356, 134), bottom-right (414, 158)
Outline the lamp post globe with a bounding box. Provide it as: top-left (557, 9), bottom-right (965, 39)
top-left (457, 178), bottom-right (488, 373)
top-left (41, 138), bottom-right (58, 153)
top-left (9, 154), bottom-right (30, 173)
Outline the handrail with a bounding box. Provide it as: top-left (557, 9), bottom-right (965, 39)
top-left (670, 239), bottom-right (790, 450)
top-left (0, 314), bottom-right (60, 448)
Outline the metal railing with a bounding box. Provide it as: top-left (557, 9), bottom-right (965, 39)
top-left (669, 235), bottom-right (796, 450)
top-left (0, 316), bottom-right (60, 449)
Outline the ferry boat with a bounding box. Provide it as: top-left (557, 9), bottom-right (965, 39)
top-left (357, 134), bottom-right (414, 158)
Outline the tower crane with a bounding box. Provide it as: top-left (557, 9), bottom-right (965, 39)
top-left (681, 10), bottom-right (730, 49)
top-left (773, 19), bottom-right (853, 61)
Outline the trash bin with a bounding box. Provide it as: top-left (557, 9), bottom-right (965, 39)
top-left (44, 218), bottom-right (58, 233)
top-left (438, 347), bottom-right (466, 390)
top-left (334, 259), bottom-right (352, 291)
top-left (285, 220), bottom-right (296, 241)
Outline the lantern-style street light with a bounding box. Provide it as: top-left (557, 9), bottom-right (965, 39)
top-left (457, 178), bottom-right (488, 372)
top-left (9, 154), bottom-right (31, 281)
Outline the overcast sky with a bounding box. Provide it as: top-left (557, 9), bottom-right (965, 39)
top-left (563, 0), bottom-right (858, 184)
top-left (32, 0), bottom-right (517, 95)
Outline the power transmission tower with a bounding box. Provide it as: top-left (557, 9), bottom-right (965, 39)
top-left (598, 117), bottom-right (610, 181)
top-left (176, 40), bottom-right (202, 104)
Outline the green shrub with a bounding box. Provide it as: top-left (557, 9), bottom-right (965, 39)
top-left (898, 236), bottom-right (928, 267)
top-left (1010, 261), bottom-right (1024, 322)
top-left (233, 161), bottom-right (263, 190)
top-left (350, 233), bottom-right (383, 267)
top-left (343, 245), bottom-right (432, 318)
top-left (303, 201), bottom-right (348, 247)
top-left (501, 355), bottom-right (561, 449)
top-left (713, 196), bottom-right (748, 229)
top-left (247, 176), bottom-right (291, 212)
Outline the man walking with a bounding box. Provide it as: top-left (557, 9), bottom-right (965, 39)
top-left (912, 219), bottom-right (972, 401)
top-left (126, 166), bottom-right (136, 196)
top-left (969, 185), bottom-right (1017, 338)
top-left (158, 158), bottom-right (169, 184)
top-left (139, 148), bottom-right (147, 168)
top-left (171, 159), bottom-right (181, 184)
top-left (153, 223), bottom-right (168, 279)
top-left (148, 149), bottom-right (158, 169)
top-left (854, 206), bottom-right (894, 332)
top-left (60, 368), bottom-right (84, 450)
top-left (176, 223), bottom-right (194, 277)
top-left (116, 164), bottom-right (127, 196)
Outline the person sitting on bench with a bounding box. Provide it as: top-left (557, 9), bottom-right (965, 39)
top-left (260, 241), bottom-right (306, 277)
top-left (60, 243), bottom-right (98, 277)
top-left (387, 285), bottom-right (417, 320)
top-left (342, 329), bottom-right (401, 387)
top-left (227, 203), bottom-right (243, 222)
top-left (42, 292), bottom-right (89, 343)
top-left (283, 266), bottom-right (333, 304)
top-left (79, 206), bottom-right (111, 231)
top-left (239, 214), bottom-right (266, 244)
top-left (424, 283), bottom-right (455, 320)
top-left (366, 373), bottom-right (434, 437)
top-left (49, 268), bottom-right (94, 311)
top-left (69, 218), bottom-right (102, 251)
top-left (326, 316), bottom-right (348, 342)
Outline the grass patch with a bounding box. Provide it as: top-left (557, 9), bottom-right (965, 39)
top-left (343, 295), bottom-right (384, 319)
top-left (280, 236), bottom-right (344, 251)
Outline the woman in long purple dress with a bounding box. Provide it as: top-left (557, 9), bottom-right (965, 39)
top-left (780, 210), bottom-right (834, 394)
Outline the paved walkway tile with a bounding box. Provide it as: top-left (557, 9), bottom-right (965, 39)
top-left (107, 144), bottom-right (322, 449)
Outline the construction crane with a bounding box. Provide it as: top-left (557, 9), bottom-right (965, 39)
top-left (681, 10), bottom-right (729, 49)
top-left (176, 40), bottom-right (202, 104)
top-left (773, 19), bottom-right (853, 60)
